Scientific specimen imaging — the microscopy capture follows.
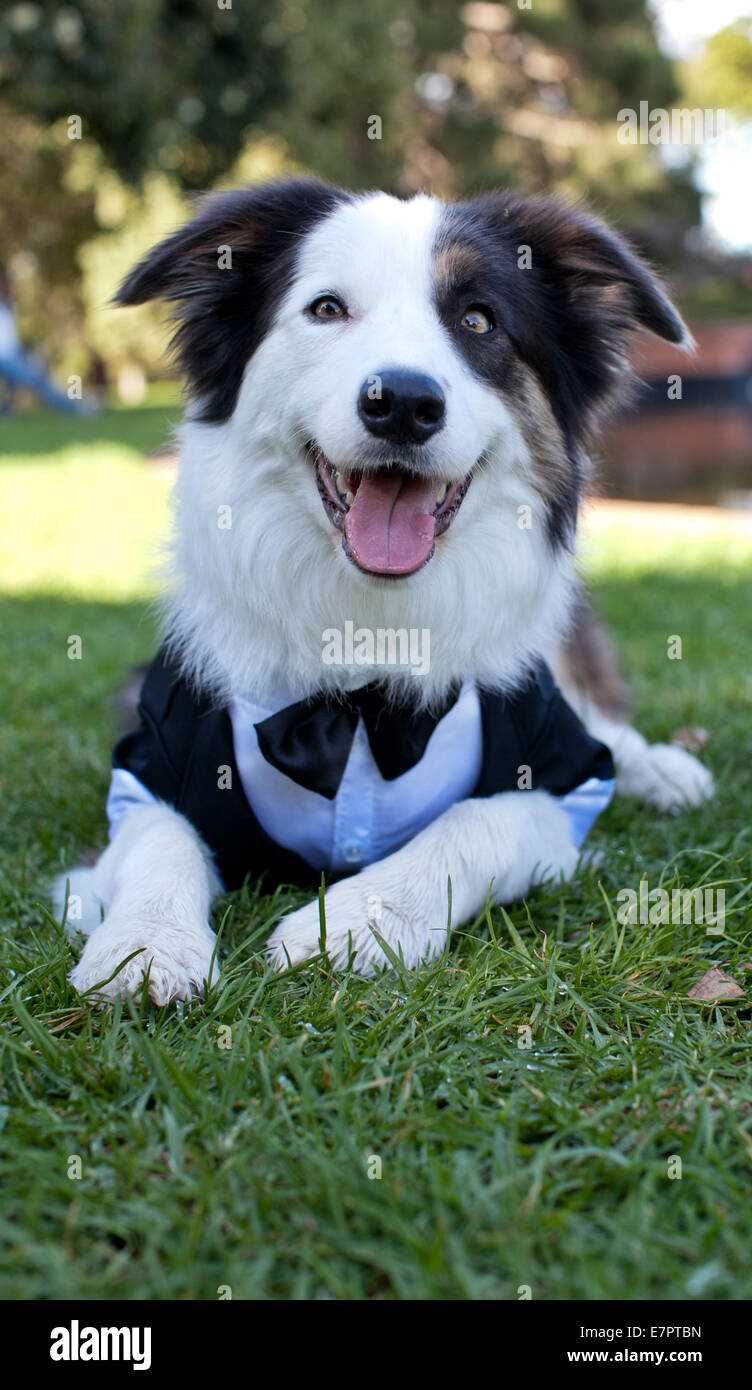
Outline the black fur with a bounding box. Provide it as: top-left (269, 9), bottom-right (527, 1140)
top-left (436, 193), bottom-right (688, 442)
top-left (115, 177), bottom-right (349, 423)
top-left (434, 194), bottom-right (689, 545)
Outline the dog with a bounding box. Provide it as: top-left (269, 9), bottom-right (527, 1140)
top-left (54, 177), bottom-right (714, 1003)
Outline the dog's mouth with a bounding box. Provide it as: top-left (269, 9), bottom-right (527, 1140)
top-left (310, 444), bottom-right (474, 577)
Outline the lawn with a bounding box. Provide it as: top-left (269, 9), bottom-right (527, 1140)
top-left (0, 406), bottom-right (751, 1301)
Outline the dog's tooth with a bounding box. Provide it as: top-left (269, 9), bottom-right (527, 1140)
top-left (335, 470), bottom-right (347, 493)
top-left (436, 483), bottom-right (448, 504)
top-left (344, 490), bottom-right (355, 506)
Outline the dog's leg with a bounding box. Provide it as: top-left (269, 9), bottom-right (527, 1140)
top-left (267, 789), bottom-right (578, 976)
top-left (554, 594), bottom-right (714, 812)
top-left (561, 687), bottom-right (714, 813)
top-left (55, 805), bottom-right (221, 1004)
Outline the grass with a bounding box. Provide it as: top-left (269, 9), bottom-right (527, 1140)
top-left (1, 407), bottom-right (751, 1301)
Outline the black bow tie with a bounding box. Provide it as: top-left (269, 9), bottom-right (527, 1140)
top-left (254, 683), bottom-right (461, 799)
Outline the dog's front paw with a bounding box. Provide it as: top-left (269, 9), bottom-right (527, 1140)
top-left (69, 916), bottom-right (219, 1005)
top-left (618, 742), bottom-right (714, 813)
top-left (267, 872), bottom-right (446, 977)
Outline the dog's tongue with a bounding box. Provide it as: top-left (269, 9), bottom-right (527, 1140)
top-left (344, 470), bottom-right (439, 575)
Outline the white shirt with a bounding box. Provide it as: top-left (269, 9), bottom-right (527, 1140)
top-left (107, 679), bottom-right (614, 882)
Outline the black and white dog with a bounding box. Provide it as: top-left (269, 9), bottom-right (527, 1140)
top-left (56, 178), bottom-right (713, 1002)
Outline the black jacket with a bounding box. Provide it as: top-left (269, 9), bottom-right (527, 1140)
top-left (114, 648), bottom-right (614, 891)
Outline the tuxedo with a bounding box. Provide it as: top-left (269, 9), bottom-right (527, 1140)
top-left (108, 648), bottom-right (615, 892)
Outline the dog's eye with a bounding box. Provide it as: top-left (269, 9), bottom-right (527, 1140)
top-left (461, 305), bottom-right (494, 334)
top-left (309, 295), bottom-right (347, 321)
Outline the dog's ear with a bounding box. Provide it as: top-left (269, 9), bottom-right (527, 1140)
top-left (115, 177), bottom-right (347, 422)
top-left (473, 192), bottom-right (691, 441)
top-left (519, 196), bottom-right (690, 343)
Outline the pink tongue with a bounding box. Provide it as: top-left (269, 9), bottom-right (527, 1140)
top-left (344, 471), bottom-right (439, 575)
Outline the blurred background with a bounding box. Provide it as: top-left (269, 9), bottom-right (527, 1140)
top-left (1, 0), bottom-right (752, 516)
top-left (3, 2), bottom-right (752, 1307)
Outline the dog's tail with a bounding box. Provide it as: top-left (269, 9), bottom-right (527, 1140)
top-left (113, 662), bottom-right (149, 735)
top-left (554, 592), bottom-right (632, 722)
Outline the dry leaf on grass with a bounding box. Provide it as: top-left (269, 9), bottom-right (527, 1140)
top-left (687, 966), bottom-right (744, 1002)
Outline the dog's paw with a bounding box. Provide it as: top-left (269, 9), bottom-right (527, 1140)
top-left (69, 916), bottom-right (219, 1005)
top-left (267, 872), bottom-right (447, 977)
top-left (617, 742), bottom-right (714, 813)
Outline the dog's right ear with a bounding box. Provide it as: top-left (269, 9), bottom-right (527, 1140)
top-left (115, 177), bottom-right (347, 421)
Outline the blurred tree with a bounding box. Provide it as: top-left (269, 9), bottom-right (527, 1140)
top-left (0, 0), bottom-right (287, 186)
top-left (676, 18), bottom-right (752, 319)
top-left (682, 19), bottom-right (752, 117)
top-left (0, 104), bottom-right (97, 374)
top-left (1, 0), bottom-right (701, 218)
top-left (0, 0), bottom-right (713, 376)
top-left (248, 0), bottom-right (701, 254)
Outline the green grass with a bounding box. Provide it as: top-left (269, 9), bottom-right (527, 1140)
top-left (1, 408), bottom-right (751, 1301)
top-left (0, 387), bottom-right (181, 460)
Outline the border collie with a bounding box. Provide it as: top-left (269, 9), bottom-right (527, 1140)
top-left (55, 178), bottom-right (713, 1002)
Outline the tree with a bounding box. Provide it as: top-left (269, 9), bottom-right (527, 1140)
top-left (1, 0), bottom-right (287, 186)
top-left (0, 0), bottom-right (709, 373)
top-left (682, 19), bottom-right (752, 117)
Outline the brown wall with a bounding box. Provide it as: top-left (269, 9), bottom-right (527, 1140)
top-left (600, 321), bottom-right (752, 499)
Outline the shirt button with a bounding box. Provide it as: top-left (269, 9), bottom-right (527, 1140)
top-left (344, 843), bottom-right (363, 864)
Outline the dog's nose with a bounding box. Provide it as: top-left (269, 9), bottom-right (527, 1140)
top-left (357, 369), bottom-right (446, 445)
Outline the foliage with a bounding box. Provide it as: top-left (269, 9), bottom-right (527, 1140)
top-left (682, 20), bottom-right (752, 118)
top-left (0, 0), bottom-right (286, 186)
top-left (0, 104), bottom-right (98, 373)
top-left (0, 0), bottom-right (710, 375)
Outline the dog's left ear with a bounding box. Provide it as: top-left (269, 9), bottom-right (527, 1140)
top-left (475, 193), bottom-right (692, 440)
top-left (528, 198), bottom-right (691, 345)
top-left (114, 177), bottom-right (347, 422)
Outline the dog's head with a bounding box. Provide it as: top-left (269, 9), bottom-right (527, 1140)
top-left (119, 177), bottom-right (687, 576)
top-left (117, 179), bottom-right (687, 697)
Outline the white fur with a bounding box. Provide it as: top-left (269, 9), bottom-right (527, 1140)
top-left (58, 190), bottom-right (713, 1002)
top-left (56, 805), bottom-right (220, 1004)
top-left (556, 681), bottom-right (715, 812)
top-left (267, 790), bottom-right (579, 974)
